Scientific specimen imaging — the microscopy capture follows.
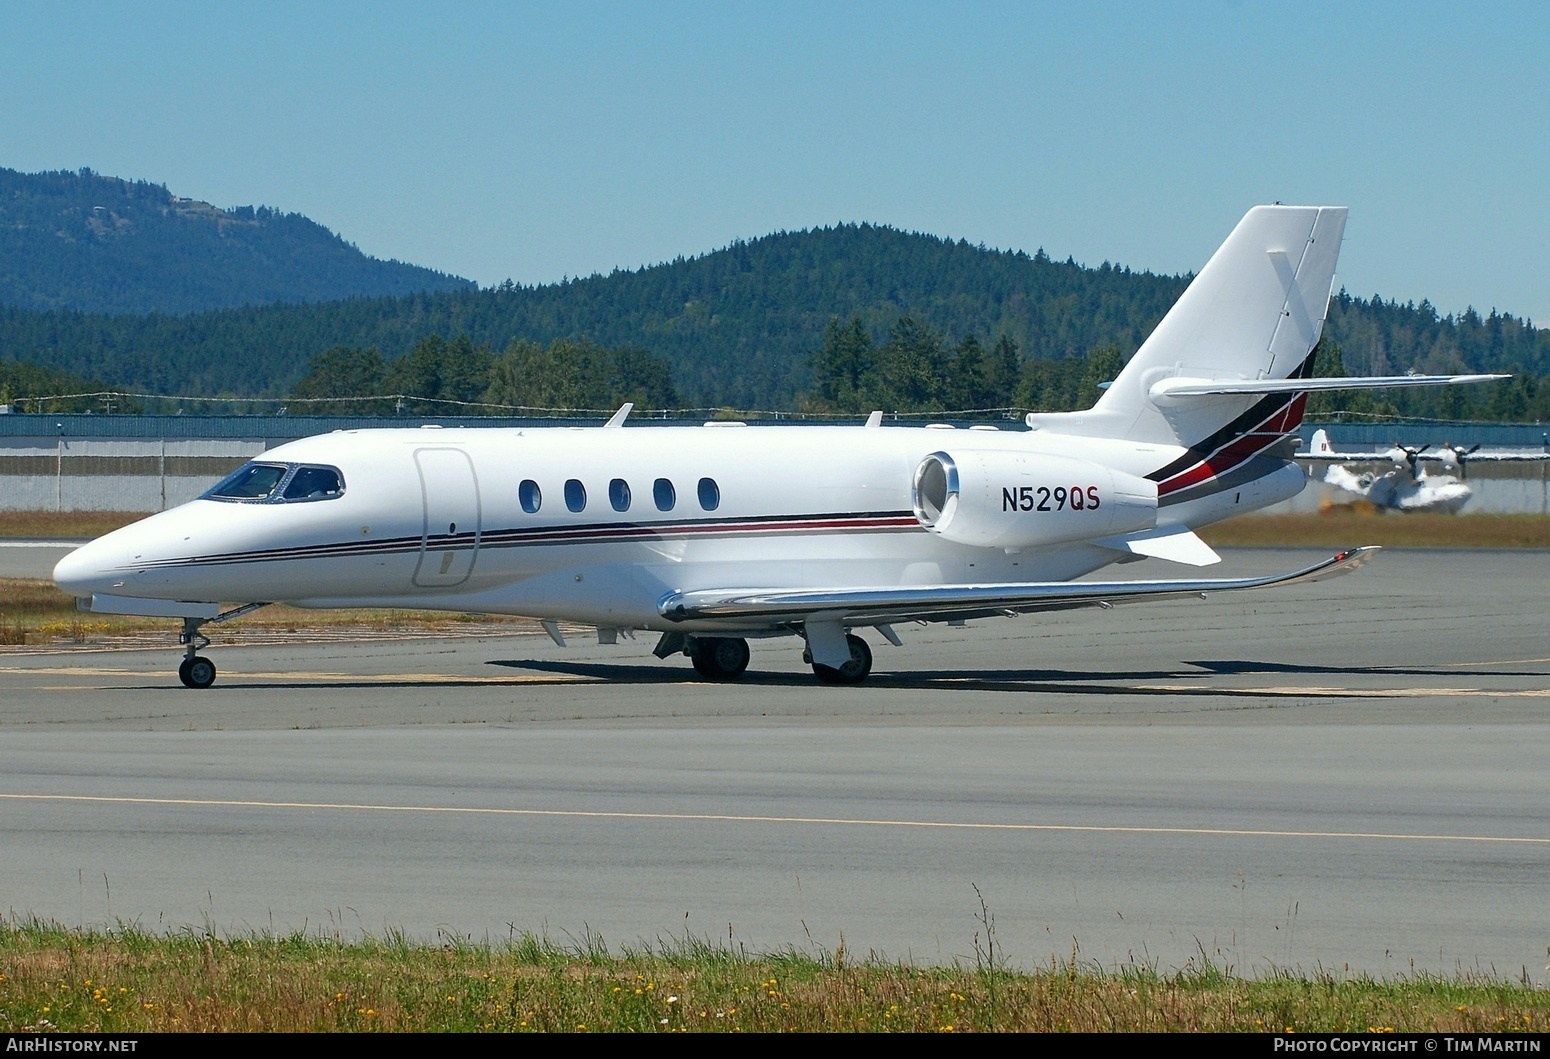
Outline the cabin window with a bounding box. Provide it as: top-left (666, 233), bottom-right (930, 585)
top-left (564, 479), bottom-right (587, 513)
top-left (205, 462), bottom-right (289, 501)
top-left (609, 478), bottom-right (631, 512)
top-left (697, 477), bottom-right (720, 511)
top-left (282, 465), bottom-right (345, 501)
top-left (653, 478), bottom-right (676, 511)
top-left (519, 479), bottom-right (542, 513)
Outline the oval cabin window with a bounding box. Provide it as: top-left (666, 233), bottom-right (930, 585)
top-left (609, 478), bottom-right (631, 512)
top-left (519, 480), bottom-right (542, 513)
top-left (653, 478), bottom-right (676, 511)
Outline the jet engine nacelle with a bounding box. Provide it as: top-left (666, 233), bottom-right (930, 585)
top-left (912, 449), bottom-right (1158, 549)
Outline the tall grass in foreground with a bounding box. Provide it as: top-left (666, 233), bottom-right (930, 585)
top-left (1, 920), bottom-right (1546, 1033)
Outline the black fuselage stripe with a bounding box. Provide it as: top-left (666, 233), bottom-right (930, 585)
top-left (130, 512), bottom-right (923, 571)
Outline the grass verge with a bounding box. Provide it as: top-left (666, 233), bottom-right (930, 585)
top-left (1, 919), bottom-right (1546, 1033)
top-left (0, 511), bottom-right (142, 539)
top-left (5, 512), bottom-right (1547, 646)
top-left (5, 509), bottom-right (1548, 549)
top-left (0, 577), bottom-right (533, 647)
top-left (1200, 511), bottom-right (1550, 548)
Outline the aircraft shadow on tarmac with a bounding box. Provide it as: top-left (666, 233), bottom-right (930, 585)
top-left (475, 656), bottom-right (1547, 696)
top-left (486, 656), bottom-right (1218, 691)
top-left (122, 657), bottom-right (1540, 695)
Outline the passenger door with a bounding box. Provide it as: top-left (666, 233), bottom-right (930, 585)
top-left (413, 448), bottom-right (480, 588)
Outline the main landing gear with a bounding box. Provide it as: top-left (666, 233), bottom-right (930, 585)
top-left (806, 633), bottom-right (872, 685)
top-left (657, 630), bottom-right (876, 684)
top-left (688, 636), bottom-right (751, 680)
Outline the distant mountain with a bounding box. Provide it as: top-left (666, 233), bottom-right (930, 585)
top-left (0, 224), bottom-right (1190, 404)
top-left (0, 167), bottom-right (472, 314)
top-left (0, 214), bottom-right (1544, 413)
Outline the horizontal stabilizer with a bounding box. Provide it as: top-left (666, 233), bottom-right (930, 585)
top-left (1149, 374), bottom-right (1508, 404)
top-left (1094, 526), bottom-right (1221, 566)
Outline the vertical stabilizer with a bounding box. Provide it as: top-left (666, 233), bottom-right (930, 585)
top-left (1028, 205), bottom-right (1347, 447)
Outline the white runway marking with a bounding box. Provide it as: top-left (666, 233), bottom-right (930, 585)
top-left (4, 792), bottom-right (1546, 846)
top-left (1442, 657), bottom-right (1550, 668)
top-left (1138, 685), bottom-right (1550, 698)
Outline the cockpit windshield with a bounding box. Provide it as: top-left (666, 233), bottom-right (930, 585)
top-left (203, 462), bottom-right (345, 503)
top-left (282, 466), bottom-right (345, 500)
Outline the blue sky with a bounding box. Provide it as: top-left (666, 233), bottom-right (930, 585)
top-left (4, 1), bottom-right (1547, 323)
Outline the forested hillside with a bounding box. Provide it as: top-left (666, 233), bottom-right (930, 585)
top-left (0, 214), bottom-right (1545, 414)
top-left (0, 168), bottom-right (471, 314)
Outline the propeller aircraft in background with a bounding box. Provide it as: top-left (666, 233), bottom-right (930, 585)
top-left (1304, 429), bottom-right (1545, 513)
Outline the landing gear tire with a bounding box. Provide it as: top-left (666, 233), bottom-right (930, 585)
top-left (813, 634), bottom-right (872, 685)
top-left (178, 655), bottom-right (217, 689)
top-left (689, 637), bottom-right (750, 681)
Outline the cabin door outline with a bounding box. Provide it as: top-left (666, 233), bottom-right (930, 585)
top-left (413, 448), bottom-right (481, 588)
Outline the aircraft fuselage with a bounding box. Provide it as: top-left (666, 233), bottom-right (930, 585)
top-left (53, 422), bottom-right (1305, 634)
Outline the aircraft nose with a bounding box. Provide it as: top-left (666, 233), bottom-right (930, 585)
top-left (53, 539), bottom-right (124, 597)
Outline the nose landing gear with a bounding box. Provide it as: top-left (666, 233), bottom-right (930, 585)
top-left (173, 603), bottom-right (270, 688)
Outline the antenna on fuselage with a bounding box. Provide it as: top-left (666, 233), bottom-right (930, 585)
top-left (603, 403), bottom-right (633, 428)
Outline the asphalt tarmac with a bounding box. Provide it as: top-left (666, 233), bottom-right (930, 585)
top-left (0, 539), bottom-right (80, 580)
top-left (3, 547), bottom-right (1548, 978)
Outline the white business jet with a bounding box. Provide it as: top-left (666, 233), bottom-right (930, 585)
top-left (53, 206), bottom-right (1503, 687)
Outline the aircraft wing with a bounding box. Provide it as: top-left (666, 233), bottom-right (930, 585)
top-left (658, 547), bottom-right (1378, 627)
top-left (1300, 450), bottom-right (1550, 462)
top-left (1433, 451), bottom-right (1550, 462)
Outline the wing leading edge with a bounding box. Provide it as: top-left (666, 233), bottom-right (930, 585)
top-left (658, 547), bottom-right (1379, 627)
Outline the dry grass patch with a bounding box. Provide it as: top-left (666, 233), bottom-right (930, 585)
top-left (1201, 511), bottom-right (1550, 549)
top-left (0, 511), bottom-right (142, 539)
top-left (5, 511), bottom-right (1544, 646)
top-left (0, 576), bottom-right (535, 647)
top-left (7, 509), bottom-right (1550, 550)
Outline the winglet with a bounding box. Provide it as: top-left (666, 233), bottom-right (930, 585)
top-left (603, 403), bottom-right (634, 428)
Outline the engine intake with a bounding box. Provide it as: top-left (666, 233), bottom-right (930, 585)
top-left (912, 449), bottom-right (1157, 549)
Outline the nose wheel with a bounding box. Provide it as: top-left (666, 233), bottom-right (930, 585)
top-left (178, 655), bottom-right (217, 689)
top-left (178, 616), bottom-right (217, 688)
